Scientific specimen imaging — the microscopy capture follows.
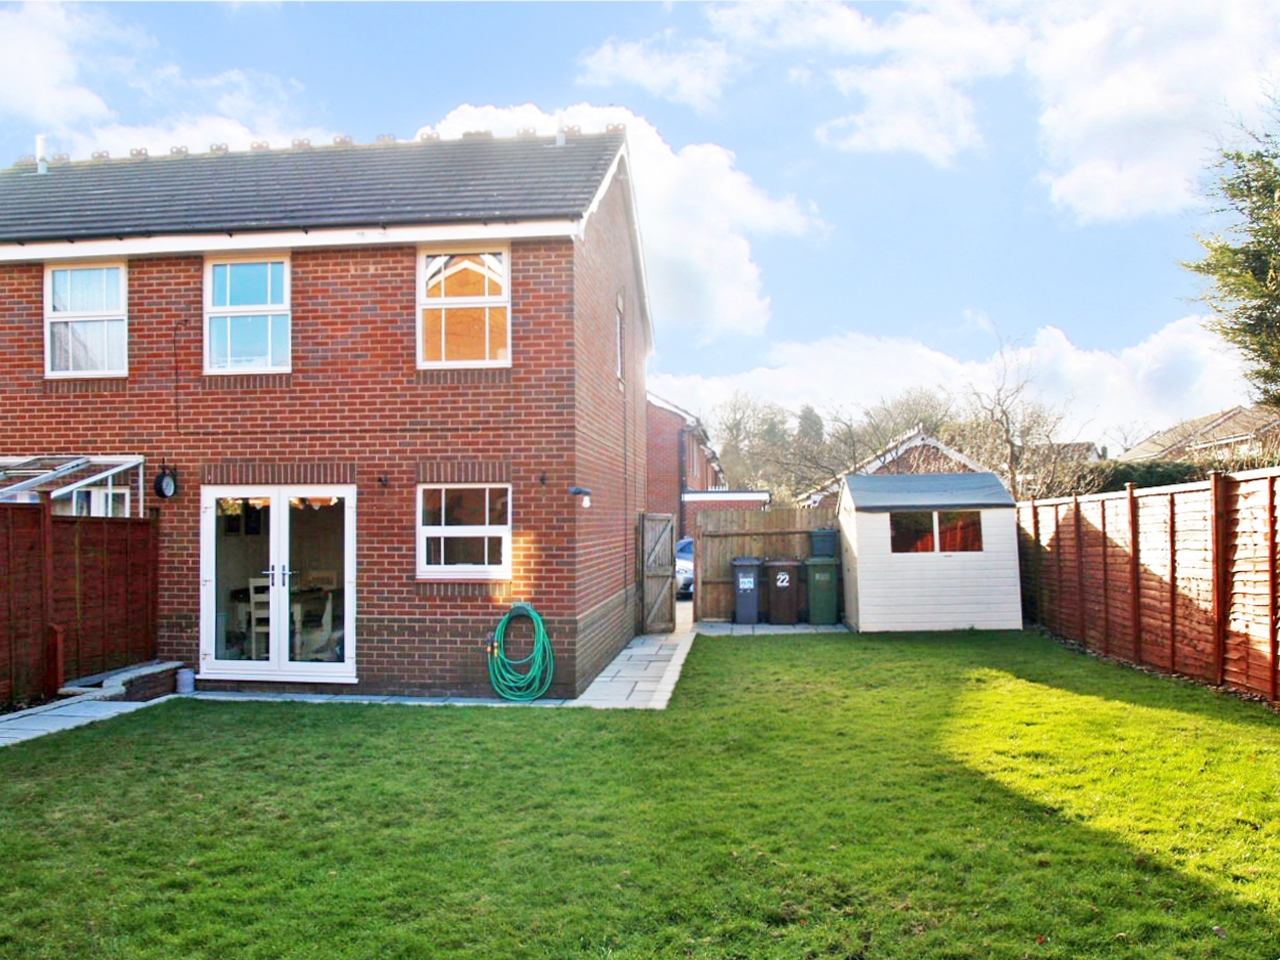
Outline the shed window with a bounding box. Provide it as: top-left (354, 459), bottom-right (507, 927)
top-left (890, 510), bottom-right (982, 553)
top-left (890, 512), bottom-right (934, 553)
top-left (939, 510), bottom-right (983, 551)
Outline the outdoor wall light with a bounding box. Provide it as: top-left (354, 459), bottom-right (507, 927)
top-left (569, 485), bottom-right (592, 509)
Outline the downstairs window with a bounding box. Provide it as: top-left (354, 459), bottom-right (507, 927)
top-left (416, 484), bottom-right (512, 580)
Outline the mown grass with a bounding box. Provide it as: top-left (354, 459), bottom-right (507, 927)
top-left (1, 630), bottom-right (1278, 959)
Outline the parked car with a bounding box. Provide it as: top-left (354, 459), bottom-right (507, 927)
top-left (674, 537), bottom-right (694, 598)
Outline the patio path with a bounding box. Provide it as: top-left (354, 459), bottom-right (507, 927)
top-left (0, 602), bottom-right (848, 747)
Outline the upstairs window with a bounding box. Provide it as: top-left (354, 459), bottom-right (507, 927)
top-left (890, 510), bottom-right (983, 553)
top-left (416, 484), bottom-right (512, 580)
top-left (205, 257), bottom-right (290, 373)
top-left (45, 264), bottom-right (128, 377)
top-left (417, 251), bottom-right (510, 367)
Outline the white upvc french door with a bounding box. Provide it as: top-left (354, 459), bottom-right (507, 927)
top-left (199, 484), bottom-right (357, 683)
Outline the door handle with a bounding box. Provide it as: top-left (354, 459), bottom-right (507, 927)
top-left (260, 566), bottom-right (275, 587)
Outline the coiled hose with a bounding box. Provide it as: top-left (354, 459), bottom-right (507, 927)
top-left (487, 602), bottom-right (555, 701)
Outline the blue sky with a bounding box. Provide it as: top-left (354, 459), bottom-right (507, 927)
top-left (5, 1), bottom-right (1278, 447)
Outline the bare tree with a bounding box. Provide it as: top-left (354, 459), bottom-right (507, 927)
top-left (944, 351), bottom-right (1098, 500)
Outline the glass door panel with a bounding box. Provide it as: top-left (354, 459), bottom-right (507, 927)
top-left (287, 494), bottom-right (346, 664)
top-left (202, 483), bottom-right (356, 681)
top-left (212, 494), bottom-right (274, 662)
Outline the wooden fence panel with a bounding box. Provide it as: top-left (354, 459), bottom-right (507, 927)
top-left (695, 507), bottom-right (837, 621)
top-left (0, 506), bottom-right (46, 704)
top-left (0, 505), bottom-right (157, 705)
top-left (1225, 477), bottom-right (1275, 697)
top-left (1018, 469), bottom-right (1280, 704)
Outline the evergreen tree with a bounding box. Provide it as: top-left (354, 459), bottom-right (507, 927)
top-left (1187, 106), bottom-right (1280, 404)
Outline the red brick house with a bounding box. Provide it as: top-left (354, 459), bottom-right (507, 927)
top-left (0, 130), bottom-right (651, 699)
top-left (645, 394), bottom-right (727, 537)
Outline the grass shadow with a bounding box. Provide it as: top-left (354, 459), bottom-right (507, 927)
top-left (0, 633), bottom-right (1276, 959)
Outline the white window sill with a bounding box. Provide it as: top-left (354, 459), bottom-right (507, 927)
top-left (416, 571), bottom-right (512, 583)
top-left (203, 368), bottom-right (293, 377)
top-left (198, 668), bottom-right (357, 685)
top-left (45, 371), bottom-right (128, 380)
top-left (416, 360), bottom-right (512, 371)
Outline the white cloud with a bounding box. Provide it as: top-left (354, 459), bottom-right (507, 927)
top-left (0, 3), bottom-right (334, 160)
top-left (61, 67), bottom-right (335, 158)
top-left (713, 1), bottom-right (1026, 166)
top-left (818, 61), bottom-right (985, 165)
top-left (706, 0), bottom-right (1280, 215)
top-left (419, 104), bottom-right (816, 342)
top-left (648, 316), bottom-right (1250, 448)
top-left (577, 33), bottom-right (737, 112)
top-left (0, 4), bottom-right (117, 131)
top-left (1023, 0), bottom-right (1280, 221)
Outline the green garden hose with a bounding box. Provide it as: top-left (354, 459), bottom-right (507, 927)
top-left (487, 602), bottom-right (555, 700)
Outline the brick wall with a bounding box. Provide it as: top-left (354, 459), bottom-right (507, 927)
top-left (570, 168), bottom-right (647, 689)
top-left (646, 403), bottom-right (684, 520)
top-left (0, 199), bottom-right (645, 697)
top-left (684, 496), bottom-right (769, 534)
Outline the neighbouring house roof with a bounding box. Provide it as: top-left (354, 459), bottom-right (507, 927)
top-left (0, 132), bottom-right (627, 243)
top-left (844, 472), bottom-right (1014, 512)
top-left (1118, 405), bottom-right (1280, 462)
top-left (799, 425), bottom-right (984, 506)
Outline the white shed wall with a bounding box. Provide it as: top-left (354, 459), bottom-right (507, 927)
top-left (853, 508), bottom-right (1022, 631)
top-left (837, 494), bottom-right (860, 629)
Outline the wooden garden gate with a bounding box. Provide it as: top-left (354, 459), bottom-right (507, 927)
top-left (639, 513), bottom-right (675, 634)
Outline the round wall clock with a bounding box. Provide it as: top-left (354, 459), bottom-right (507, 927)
top-left (154, 466), bottom-right (177, 499)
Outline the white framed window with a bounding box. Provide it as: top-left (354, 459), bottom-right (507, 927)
top-left (416, 249), bottom-right (511, 368)
top-left (44, 263), bottom-right (128, 377)
top-left (204, 256), bottom-right (290, 374)
top-left (416, 484), bottom-right (511, 580)
top-left (51, 487), bottom-right (130, 518)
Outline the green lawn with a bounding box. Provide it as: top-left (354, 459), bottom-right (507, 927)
top-left (2, 631), bottom-right (1278, 959)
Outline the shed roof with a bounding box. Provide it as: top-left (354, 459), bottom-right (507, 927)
top-left (844, 472), bottom-right (1014, 512)
top-left (0, 132), bottom-right (626, 243)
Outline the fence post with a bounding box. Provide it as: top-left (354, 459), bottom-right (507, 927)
top-left (1269, 477), bottom-right (1278, 703)
top-left (40, 495), bottom-right (58, 698)
top-left (1211, 471), bottom-right (1228, 686)
top-left (148, 511), bottom-right (161, 661)
top-left (1073, 494), bottom-right (1085, 642)
top-left (1168, 492), bottom-right (1177, 675)
top-left (1128, 483), bottom-right (1141, 664)
top-left (1030, 502), bottom-right (1043, 626)
top-left (1054, 503), bottom-right (1064, 634)
top-left (44, 624), bottom-right (64, 697)
top-left (1100, 499), bottom-right (1110, 656)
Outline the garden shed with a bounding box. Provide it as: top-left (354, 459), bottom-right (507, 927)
top-left (837, 472), bottom-right (1022, 632)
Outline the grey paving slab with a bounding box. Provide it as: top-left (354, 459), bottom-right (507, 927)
top-left (0, 730), bottom-right (44, 744)
top-left (43, 701), bottom-right (146, 719)
top-left (2, 623), bottom-right (703, 750)
top-left (1, 714), bottom-right (98, 734)
top-left (611, 661), bottom-right (670, 680)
